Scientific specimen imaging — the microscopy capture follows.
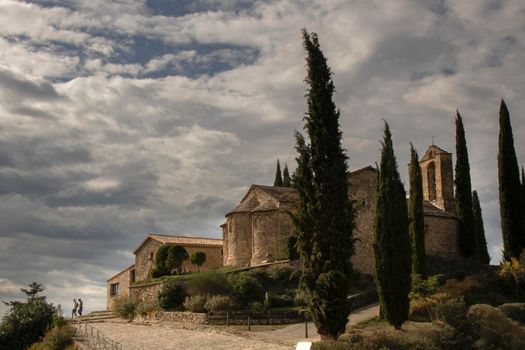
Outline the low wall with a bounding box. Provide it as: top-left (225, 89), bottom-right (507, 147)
top-left (207, 311), bottom-right (303, 325)
top-left (129, 281), bottom-right (164, 305)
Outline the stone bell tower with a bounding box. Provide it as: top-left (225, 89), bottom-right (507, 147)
top-left (419, 145), bottom-right (455, 212)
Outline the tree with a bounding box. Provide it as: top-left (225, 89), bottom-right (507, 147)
top-left (498, 100), bottom-right (524, 259)
top-left (274, 159), bottom-right (283, 187)
top-left (291, 29), bottom-right (354, 340)
top-left (283, 163), bottom-right (291, 187)
top-left (472, 190), bottom-right (490, 264)
top-left (408, 143), bottom-right (426, 278)
top-left (166, 245), bottom-right (189, 275)
top-left (190, 251), bottom-right (206, 272)
top-left (373, 122), bottom-right (411, 330)
top-left (455, 111), bottom-right (476, 258)
top-left (0, 282), bottom-right (55, 350)
top-left (153, 244), bottom-right (171, 277)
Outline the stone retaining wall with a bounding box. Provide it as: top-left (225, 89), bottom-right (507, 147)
top-left (129, 281), bottom-right (164, 305)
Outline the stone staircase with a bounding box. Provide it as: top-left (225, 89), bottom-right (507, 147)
top-left (75, 310), bottom-right (119, 323)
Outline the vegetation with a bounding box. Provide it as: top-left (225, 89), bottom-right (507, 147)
top-left (153, 244), bottom-right (171, 277)
top-left (498, 99), bottom-right (524, 259)
top-left (158, 282), bottom-right (187, 311)
top-left (291, 28), bottom-right (354, 340)
top-left (274, 159), bottom-right (284, 186)
top-left (373, 122), bottom-right (411, 330)
top-left (166, 245), bottom-right (189, 275)
top-left (204, 295), bottom-right (234, 312)
top-left (408, 143), bottom-right (426, 278)
top-left (499, 257), bottom-right (525, 301)
top-left (27, 325), bottom-right (78, 350)
top-left (455, 111), bottom-right (476, 258)
top-left (184, 295), bottom-right (207, 312)
top-left (283, 163), bottom-right (291, 187)
top-left (112, 297), bottom-right (139, 319)
top-left (190, 251), bottom-right (206, 272)
top-left (472, 190), bottom-right (490, 264)
top-left (0, 282), bottom-right (56, 350)
top-left (187, 269), bottom-right (229, 296)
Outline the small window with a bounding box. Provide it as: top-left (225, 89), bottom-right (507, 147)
top-left (110, 283), bottom-right (120, 296)
top-left (130, 269), bottom-right (136, 283)
top-left (148, 252), bottom-right (154, 261)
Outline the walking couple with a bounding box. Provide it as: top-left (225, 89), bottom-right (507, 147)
top-left (72, 298), bottom-right (83, 318)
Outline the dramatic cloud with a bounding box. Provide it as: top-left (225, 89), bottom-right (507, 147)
top-left (0, 0), bottom-right (523, 313)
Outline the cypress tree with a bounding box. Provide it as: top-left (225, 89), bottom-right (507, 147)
top-left (274, 159), bottom-right (283, 187)
top-left (283, 163), bottom-right (291, 187)
top-left (291, 29), bottom-right (354, 340)
top-left (408, 143), bottom-right (426, 278)
top-left (472, 190), bottom-right (490, 264)
top-left (373, 122), bottom-right (411, 330)
top-left (498, 100), bottom-right (524, 259)
top-left (455, 111), bottom-right (476, 257)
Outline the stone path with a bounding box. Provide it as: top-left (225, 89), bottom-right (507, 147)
top-left (91, 303), bottom-right (379, 350)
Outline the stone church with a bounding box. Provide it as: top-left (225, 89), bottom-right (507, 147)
top-left (222, 144), bottom-right (460, 275)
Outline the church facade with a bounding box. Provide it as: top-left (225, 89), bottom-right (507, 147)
top-left (222, 144), bottom-right (460, 275)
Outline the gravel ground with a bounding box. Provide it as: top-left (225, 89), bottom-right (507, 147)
top-left (92, 322), bottom-right (293, 350)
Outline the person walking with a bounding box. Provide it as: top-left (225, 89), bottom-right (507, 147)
top-left (72, 299), bottom-right (78, 318)
top-left (78, 298), bottom-right (83, 316)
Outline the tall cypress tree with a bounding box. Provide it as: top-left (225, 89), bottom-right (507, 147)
top-left (283, 163), bottom-right (291, 187)
top-left (292, 29), bottom-right (354, 340)
top-left (408, 143), bottom-right (426, 278)
top-left (455, 111), bottom-right (476, 258)
top-left (498, 100), bottom-right (524, 259)
top-left (274, 159), bottom-right (283, 187)
top-left (472, 190), bottom-right (490, 264)
top-left (373, 122), bottom-right (411, 330)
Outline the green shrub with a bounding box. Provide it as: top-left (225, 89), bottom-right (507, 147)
top-left (204, 295), bottom-right (234, 312)
top-left (158, 282), bottom-right (186, 311)
top-left (434, 296), bottom-right (469, 331)
top-left (150, 266), bottom-right (163, 279)
top-left (184, 295), bottom-right (207, 313)
top-left (52, 313), bottom-right (69, 329)
top-left (27, 325), bottom-right (77, 350)
top-left (266, 293), bottom-right (294, 308)
top-left (248, 301), bottom-right (266, 313)
top-left (312, 331), bottom-right (440, 350)
top-left (410, 275), bottom-right (440, 299)
top-left (227, 272), bottom-right (264, 306)
top-left (187, 270), bottom-right (229, 296)
top-left (468, 303), bottom-right (525, 350)
top-left (135, 300), bottom-right (157, 316)
top-left (112, 297), bottom-right (138, 319)
top-left (267, 265), bottom-right (295, 282)
top-left (498, 303), bottom-right (525, 325)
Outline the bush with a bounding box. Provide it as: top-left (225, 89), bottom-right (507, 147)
top-left (204, 295), bottom-right (234, 312)
top-left (112, 297), bottom-right (138, 319)
top-left (468, 303), bottom-right (525, 349)
top-left (434, 296), bottom-right (469, 330)
top-left (184, 295), bottom-right (207, 313)
top-left (41, 325), bottom-right (76, 350)
top-left (267, 265), bottom-right (295, 282)
top-left (498, 303), bottom-right (525, 325)
top-left (136, 300), bottom-right (157, 317)
top-left (410, 275), bottom-right (440, 299)
top-left (228, 272), bottom-right (264, 306)
top-left (266, 293), bottom-right (294, 308)
top-left (187, 270), bottom-right (229, 296)
top-left (248, 301), bottom-right (266, 313)
top-left (158, 282), bottom-right (186, 311)
top-left (312, 331), bottom-right (440, 350)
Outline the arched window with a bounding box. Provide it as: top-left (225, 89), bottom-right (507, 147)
top-left (427, 161), bottom-right (436, 201)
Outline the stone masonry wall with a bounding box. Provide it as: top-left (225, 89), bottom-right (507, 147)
top-left (135, 239), bottom-right (163, 282)
top-left (129, 281), bottom-right (164, 305)
top-left (425, 214), bottom-right (460, 258)
top-left (106, 266), bottom-right (133, 310)
top-left (251, 209), bottom-right (294, 265)
top-left (180, 246), bottom-right (223, 273)
top-left (226, 212), bottom-right (252, 266)
top-left (348, 169), bottom-right (377, 276)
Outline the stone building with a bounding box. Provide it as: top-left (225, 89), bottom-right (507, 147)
top-left (222, 144), bottom-right (460, 275)
top-left (221, 185), bottom-right (296, 267)
top-left (106, 233), bottom-right (223, 309)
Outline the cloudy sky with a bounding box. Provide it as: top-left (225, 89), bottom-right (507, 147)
top-left (0, 0), bottom-right (524, 314)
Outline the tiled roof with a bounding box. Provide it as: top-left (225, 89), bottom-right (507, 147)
top-left (133, 233), bottom-right (223, 254)
top-left (227, 185), bottom-right (297, 215)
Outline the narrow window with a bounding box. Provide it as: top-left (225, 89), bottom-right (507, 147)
top-left (427, 161), bottom-right (436, 201)
top-left (130, 269), bottom-right (136, 283)
top-left (110, 283), bottom-right (120, 296)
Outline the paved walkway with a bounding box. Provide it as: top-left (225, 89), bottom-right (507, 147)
top-left (90, 304), bottom-right (379, 349)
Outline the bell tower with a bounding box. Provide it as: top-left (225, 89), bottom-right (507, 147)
top-left (418, 145), bottom-right (455, 212)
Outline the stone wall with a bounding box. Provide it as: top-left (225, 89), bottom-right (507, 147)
top-left (181, 245), bottom-right (223, 273)
top-left (135, 239), bottom-right (162, 281)
top-left (251, 210), bottom-right (294, 265)
top-left (225, 212), bottom-right (252, 266)
top-left (425, 214), bottom-right (460, 258)
top-left (106, 266), bottom-right (134, 309)
top-left (348, 168), bottom-right (378, 275)
top-left (420, 149), bottom-right (454, 211)
top-left (129, 281), bottom-right (164, 305)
